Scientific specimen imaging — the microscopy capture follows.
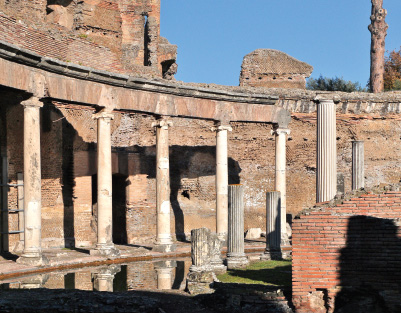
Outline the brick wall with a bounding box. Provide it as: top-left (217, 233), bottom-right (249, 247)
top-left (292, 190), bottom-right (401, 313)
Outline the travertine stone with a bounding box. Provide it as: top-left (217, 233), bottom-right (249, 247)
top-left (214, 123), bottom-right (232, 240)
top-left (90, 110), bottom-right (119, 257)
top-left (227, 185), bottom-right (249, 269)
top-left (261, 191), bottom-right (282, 260)
top-left (272, 127), bottom-right (290, 246)
top-left (190, 227), bottom-right (212, 272)
top-left (316, 98), bottom-right (337, 203)
top-left (209, 232), bottom-right (227, 274)
top-left (17, 97), bottom-right (48, 266)
top-left (154, 260), bottom-right (177, 290)
top-left (186, 228), bottom-right (216, 295)
top-left (93, 265), bottom-right (121, 292)
top-left (352, 141), bottom-right (365, 190)
top-left (152, 119), bottom-right (176, 253)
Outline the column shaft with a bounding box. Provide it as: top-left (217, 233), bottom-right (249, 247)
top-left (153, 119), bottom-right (175, 252)
top-left (317, 99), bottom-right (337, 203)
top-left (262, 191), bottom-right (282, 260)
top-left (17, 97), bottom-right (46, 265)
top-left (352, 141), bottom-right (365, 190)
top-left (273, 128), bottom-right (290, 244)
top-left (227, 184), bottom-right (248, 269)
top-left (215, 124), bottom-right (231, 238)
top-left (91, 111), bottom-right (119, 256)
top-left (190, 227), bottom-right (211, 271)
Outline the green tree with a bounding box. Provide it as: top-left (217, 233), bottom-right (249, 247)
top-left (306, 75), bottom-right (367, 92)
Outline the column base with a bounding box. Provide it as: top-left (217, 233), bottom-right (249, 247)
top-left (211, 263), bottom-right (227, 274)
top-left (17, 253), bottom-right (49, 267)
top-left (90, 244), bottom-right (120, 258)
top-left (226, 253), bottom-right (249, 269)
top-left (260, 249), bottom-right (283, 261)
top-left (152, 243), bottom-right (177, 253)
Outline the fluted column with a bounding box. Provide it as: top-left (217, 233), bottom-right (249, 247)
top-left (210, 231), bottom-right (227, 273)
top-left (352, 141), bottom-right (365, 190)
top-left (214, 122), bottom-right (232, 240)
top-left (17, 97), bottom-right (47, 266)
top-left (93, 265), bottom-right (120, 292)
top-left (154, 260), bottom-right (176, 290)
top-left (152, 119), bottom-right (176, 252)
top-left (226, 184), bottom-right (248, 269)
top-left (190, 227), bottom-right (212, 272)
top-left (91, 110), bottom-right (119, 257)
top-left (261, 191), bottom-right (282, 260)
top-left (316, 99), bottom-right (337, 203)
top-left (272, 126), bottom-right (290, 245)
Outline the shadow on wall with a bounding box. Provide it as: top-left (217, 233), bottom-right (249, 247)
top-left (335, 216), bottom-right (401, 313)
top-left (133, 145), bottom-right (241, 241)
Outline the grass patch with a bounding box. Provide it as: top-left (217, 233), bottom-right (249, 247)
top-left (217, 260), bottom-right (291, 287)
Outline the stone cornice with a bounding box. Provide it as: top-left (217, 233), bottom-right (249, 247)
top-left (0, 40), bottom-right (277, 105)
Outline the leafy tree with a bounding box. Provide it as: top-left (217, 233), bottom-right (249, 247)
top-left (383, 47), bottom-right (401, 91)
top-left (306, 75), bottom-right (367, 92)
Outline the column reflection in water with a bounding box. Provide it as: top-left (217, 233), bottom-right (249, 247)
top-left (154, 260), bottom-right (177, 290)
top-left (93, 265), bottom-right (121, 292)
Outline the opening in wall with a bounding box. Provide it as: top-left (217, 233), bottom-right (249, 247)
top-left (144, 14), bottom-right (151, 66)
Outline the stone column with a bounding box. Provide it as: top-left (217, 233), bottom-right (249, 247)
top-left (226, 184), bottom-right (248, 269)
top-left (17, 97), bottom-right (47, 266)
top-left (272, 126), bottom-right (290, 245)
top-left (214, 123), bottom-right (232, 240)
top-left (154, 260), bottom-right (176, 290)
top-left (93, 265), bottom-right (120, 292)
top-left (152, 119), bottom-right (176, 252)
top-left (190, 227), bottom-right (212, 272)
top-left (352, 141), bottom-right (365, 190)
top-left (210, 232), bottom-right (227, 274)
top-left (316, 98), bottom-right (337, 203)
top-left (261, 191), bottom-right (282, 260)
top-left (91, 110), bottom-right (119, 257)
top-left (187, 227), bottom-right (215, 295)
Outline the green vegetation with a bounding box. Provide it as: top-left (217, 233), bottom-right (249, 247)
top-left (217, 260), bottom-right (291, 287)
top-left (306, 75), bottom-right (367, 92)
top-left (384, 47), bottom-right (401, 91)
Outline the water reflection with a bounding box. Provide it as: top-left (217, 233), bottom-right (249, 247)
top-left (93, 265), bottom-right (121, 292)
top-left (0, 258), bottom-right (192, 292)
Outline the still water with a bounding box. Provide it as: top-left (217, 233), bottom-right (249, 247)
top-left (0, 258), bottom-right (192, 292)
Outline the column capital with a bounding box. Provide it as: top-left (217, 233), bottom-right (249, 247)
top-left (314, 94), bottom-right (341, 104)
top-left (271, 127), bottom-right (290, 136)
top-left (152, 119), bottom-right (173, 129)
top-left (211, 123), bottom-right (232, 132)
top-left (21, 97), bottom-right (43, 108)
top-left (92, 110), bottom-right (114, 120)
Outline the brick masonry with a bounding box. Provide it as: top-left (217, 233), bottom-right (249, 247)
top-left (292, 189), bottom-right (401, 312)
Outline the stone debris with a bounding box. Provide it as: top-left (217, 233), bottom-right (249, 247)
top-left (245, 228), bottom-right (262, 240)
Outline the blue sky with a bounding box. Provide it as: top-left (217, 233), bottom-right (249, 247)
top-left (161, 1), bottom-right (401, 87)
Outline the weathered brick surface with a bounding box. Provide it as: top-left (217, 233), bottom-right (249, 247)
top-left (292, 191), bottom-right (401, 312)
top-left (0, 1), bottom-right (177, 78)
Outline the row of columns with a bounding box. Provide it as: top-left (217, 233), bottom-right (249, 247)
top-left (15, 96), bottom-right (290, 264)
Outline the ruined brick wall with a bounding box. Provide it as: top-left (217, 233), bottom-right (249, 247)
top-left (292, 190), bottom-right (401, 313)
top-left (0, 1), bottom-right (177, 78)
top-left (240, 49), bottom-right (313, 89)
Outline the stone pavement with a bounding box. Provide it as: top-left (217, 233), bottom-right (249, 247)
top-left (0, 240), bottom-right (268, 281)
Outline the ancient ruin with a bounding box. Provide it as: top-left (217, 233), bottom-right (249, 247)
top-left (0, 1), bottom-right (400, 312)
top-left (239, 49), bottom-right (313, 89)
